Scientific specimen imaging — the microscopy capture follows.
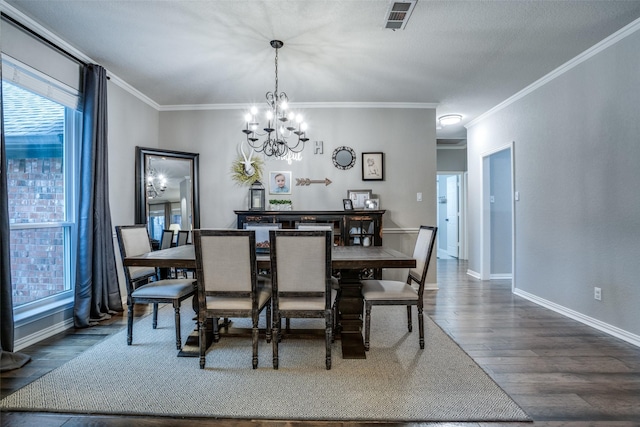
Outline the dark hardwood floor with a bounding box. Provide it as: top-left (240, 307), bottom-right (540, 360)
top-left (2, 259), bottom-right (639, 427)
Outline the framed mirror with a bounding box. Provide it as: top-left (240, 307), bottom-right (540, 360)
top-left (332, 146), bottom-right (356, 170)
top-left (135, 147), bottom-right (200, 245)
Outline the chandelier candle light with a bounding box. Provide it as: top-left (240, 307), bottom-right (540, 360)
top-left (243, 40), bottom-right (309, 158)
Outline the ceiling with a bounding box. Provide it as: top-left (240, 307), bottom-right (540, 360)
top-left (4, 0), bottom-right (640, 142)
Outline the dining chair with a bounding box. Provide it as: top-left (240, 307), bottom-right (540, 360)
top-left (269, 229), bottom-right (336, 370)
top-left (115, 225), bottom-right (197, 350)
top-left (160, 229), bottom-right (174, 249)
top-left (360, 225), bottom-right (437, 351)
top-left (176, 230), bottom-right (190, 246)
top-left (193, 229), bottom-right (272, 369)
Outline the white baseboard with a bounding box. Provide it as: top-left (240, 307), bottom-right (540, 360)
top-left (467, 269), bottom-right (481, 280)
top-left (14, 318), bottom-right (75, 351)
top-left (490, 273), bottom-right (512, 280)
top-left (424, 282), bottom-right (439, 290)
top-left (514, 288), bottom-right (640, 348)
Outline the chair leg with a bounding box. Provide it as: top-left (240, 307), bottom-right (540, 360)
top-left (199, 317), bottom-right (206, 369)
top-left (265, 303), bottom-right (272, 343)
top-left (325, 311), bottom-right (332, 370)
top-left (418, 305), bottom-right (425, 349)
top-left (152, 303), bottom-right (158, 329)
top-left (213, 317), bottom-right (220, 342)
top-left (252, 322), bottom-right (259, 369)
top-left (285, 318), bottom-right (291, 332)
top-left (272, 313), bottom-right (279, 369)
top-left (331, 304), bottom-right (336, 343)
top-left (364, 301), bottom-right (372, 351)
top-left (331, 292), bottom-right (339, 343)
top-left (173, 302), bottom-right (182, 350)
top-left (127, 303), bottom-right (134, 345)
top-left (406, 305), bottom-right (413, 332)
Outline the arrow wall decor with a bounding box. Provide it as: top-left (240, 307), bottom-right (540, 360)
top-left (295, 178), bottom-right (332, 186)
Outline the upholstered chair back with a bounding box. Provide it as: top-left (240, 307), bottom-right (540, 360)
top-left (409, 226), bottom-right (436, 287)
top-left (197, 230), bottom-right (254, 293)
top-left (272, 231), bottom-right (330, 294)
top-left (118, 225), bottom-right (156, 282)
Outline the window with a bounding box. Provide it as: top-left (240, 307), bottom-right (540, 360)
top-left (3, 67), bottom-right (81, 312)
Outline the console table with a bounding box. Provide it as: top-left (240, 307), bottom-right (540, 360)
top-left (234, 210), bottom-right (386, 247)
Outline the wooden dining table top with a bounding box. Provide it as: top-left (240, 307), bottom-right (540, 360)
top-left (123, 244), bottom-right (416, 270)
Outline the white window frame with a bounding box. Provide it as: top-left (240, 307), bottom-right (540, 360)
top-left (3, 57), bottom-right (81, 324)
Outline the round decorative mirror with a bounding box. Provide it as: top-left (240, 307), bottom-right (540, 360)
top-left (332, 146), bottom-right (356, 170)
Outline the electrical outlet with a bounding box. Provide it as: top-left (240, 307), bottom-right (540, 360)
top-left (594, 287), bottom-right (602, 301)
top-left (416, 192), bottom-right (422, 202)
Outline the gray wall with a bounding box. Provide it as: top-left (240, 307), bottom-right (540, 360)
top-left (467, 27), bottom-right (640, 337)
top-left (157, 108), bottom-right (435, 228)
top-left (437, 147), bottom-right (467, 172)
top-left (108, 82), bottom-right (160, 301)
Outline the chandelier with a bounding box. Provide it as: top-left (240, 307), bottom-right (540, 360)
top-left (146, 167), bottom-right (167, 199)
top-left (242, 40), bottom-right (309, 158)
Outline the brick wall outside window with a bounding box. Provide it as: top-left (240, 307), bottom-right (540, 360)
top-left (7, 157), bottom-right (67, 306)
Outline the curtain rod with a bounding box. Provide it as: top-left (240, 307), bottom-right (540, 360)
top-left (1, 12), bottom-right (88, 67)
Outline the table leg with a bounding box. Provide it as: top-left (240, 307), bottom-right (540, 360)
top-left (178, 318), bottom-right (226, 357)
top-left (338, 269), bottom-right (366, 359)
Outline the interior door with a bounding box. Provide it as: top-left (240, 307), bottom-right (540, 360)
top-left (446, 175), bottom-right (459, 257)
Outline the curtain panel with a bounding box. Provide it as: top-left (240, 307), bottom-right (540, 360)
top-left (74, 64), bottom-right (122, 327)
top-left (0, 66), bottom-right (31, 371)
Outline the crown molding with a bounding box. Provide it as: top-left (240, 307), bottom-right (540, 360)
top-left (158, 102), bottom-right (438, 112)
top-left (106, 73), bottom-right (160, 109)
top-left (467, 17), bottom-right (640, 129)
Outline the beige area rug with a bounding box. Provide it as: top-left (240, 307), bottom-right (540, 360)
top-left (0, 302), bottom-right (530, 422)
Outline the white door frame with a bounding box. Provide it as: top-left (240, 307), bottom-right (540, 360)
top-left (436, 171), bottom-right (467, 260)
top-left (480, 142), bottom-right (515, 288)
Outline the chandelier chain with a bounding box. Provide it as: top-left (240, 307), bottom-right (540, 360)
top-left (274, 45), bottom-right (278, 97)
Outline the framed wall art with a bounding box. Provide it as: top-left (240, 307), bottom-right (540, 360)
top-left (364, 198), bottom-right (380, 210)
top-left (347, 189), bottom-right (372, 209)
top-left (269, 171), bottom-right (292, 195)
top-left (343, 198), bottom-right (353, 211)
top-left (362, 152), bottom-right (384, 181)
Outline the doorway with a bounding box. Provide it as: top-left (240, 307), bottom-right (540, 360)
top-left (481, 143), bottom-right (514, 283)
top-left (436, 172), bottom-right (466, 260)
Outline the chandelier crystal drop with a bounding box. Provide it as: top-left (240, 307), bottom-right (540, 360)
top-left (242, 40), bottom-right (309, 158)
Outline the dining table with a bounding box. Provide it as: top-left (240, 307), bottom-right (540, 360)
top-left (124, 244), bottom-right (416, 359)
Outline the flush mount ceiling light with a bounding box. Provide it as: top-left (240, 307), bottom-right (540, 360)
top-left (242, 40), bottom-right (309, 158)
top-left (438, 114), bottom-right (463, 127)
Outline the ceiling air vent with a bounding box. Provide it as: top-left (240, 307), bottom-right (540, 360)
top-left (383, 0), bottom-right (418, 30)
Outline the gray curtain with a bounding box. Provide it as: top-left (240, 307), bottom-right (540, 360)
top-left (74, 64), bottom-right (123, 327)
top-left (0, 65), bottom-right (31, 371)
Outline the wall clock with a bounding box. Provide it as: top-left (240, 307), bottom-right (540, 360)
top-left (332, 146), bottom-right (356, 170)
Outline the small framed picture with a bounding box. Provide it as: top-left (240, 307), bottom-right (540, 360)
top-left (364, 198), bottom-right (380, 210)
top-left (343, 198), bottom-right (353, 211)
top-left (347, 189), bottom-right (372, 209)
top-left (362, 152), bottom-right (384, 181)
top-left (269, 171), bottom-right (292, 195)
